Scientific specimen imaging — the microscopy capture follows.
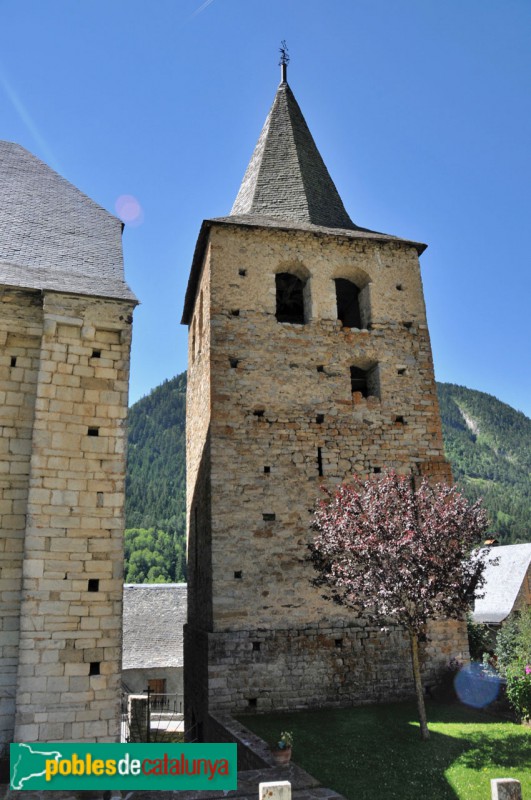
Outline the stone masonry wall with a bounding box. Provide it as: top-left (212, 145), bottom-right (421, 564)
top-left (0, 289), bottom-right (42, 747)
top-left (0, 289), bottom-right (133, 746)
top-left (206, 618), bottom-right (468, 715)
top-left (207, 224), bottom-right (451, 631)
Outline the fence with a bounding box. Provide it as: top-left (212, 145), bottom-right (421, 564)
top-left (121, 686), bottom-right (184, 743)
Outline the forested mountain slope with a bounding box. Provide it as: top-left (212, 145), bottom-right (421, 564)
top-left (125, 373), bottom-right (186, 582)
top-left (437, 382), bottom-right (530, 544)
top-left (124, 375), bottom-right (530, 582)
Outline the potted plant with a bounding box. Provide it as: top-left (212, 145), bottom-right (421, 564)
top-left (271, 731), bottom-right (293, 766)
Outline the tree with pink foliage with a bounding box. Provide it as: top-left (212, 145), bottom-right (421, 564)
top-left (309, 470), bottom-right (490, 740)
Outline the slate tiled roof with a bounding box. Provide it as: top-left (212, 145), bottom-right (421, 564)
top-left (0, 141), bottom-right (137, 302)
top-left (231, 81), bottom-right (357, 229)
top-left (473, 543), bottom-right (531, 624)
top-left (122, 584), bottom-right (187, 670)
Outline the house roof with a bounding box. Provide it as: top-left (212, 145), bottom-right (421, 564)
top-left (0, 141), bottom-right (137, 303)
top-left (122, 584), bottom-right (187, 670)
top-left (181, 73), bottom-right (426, 325)
top-left (472, 543), bottom-right (531, 624)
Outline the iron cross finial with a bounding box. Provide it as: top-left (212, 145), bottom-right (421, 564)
top-left (279, 40), bottom-right (289, 83)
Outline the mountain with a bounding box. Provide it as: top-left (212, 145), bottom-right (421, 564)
top-left (124, 376), bottom-right (530, 582)
top-left (125, 373), bottom-right (187, 582)
top-left (437, 383), bottom-right (530, 544)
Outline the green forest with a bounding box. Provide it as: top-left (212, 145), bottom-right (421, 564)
top-left (124, 374), bottom-right (530, 583)
top-left (437, 382), bottom-right (530, 544)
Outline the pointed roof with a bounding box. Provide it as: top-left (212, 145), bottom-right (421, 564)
top-left (230, 78), bottom-right (358, 230)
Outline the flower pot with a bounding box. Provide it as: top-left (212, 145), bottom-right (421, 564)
top-left (271, 746), bottom-right (292, 766)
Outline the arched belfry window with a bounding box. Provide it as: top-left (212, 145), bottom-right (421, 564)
top-left (335, 279), bottom-right (362, 328)
top-left (275, 273), bottom-right (307, 324)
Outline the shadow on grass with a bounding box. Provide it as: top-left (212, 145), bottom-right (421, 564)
top-left (456, 731), bottom-right (531, 770)
top-left (237, 701), bottom-right (530, 800)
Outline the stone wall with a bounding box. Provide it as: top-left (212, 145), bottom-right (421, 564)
top-left (0, 289), bottom-right (42, 748)
top-left (0, 289), bottom-right (134, 746)
top-left (185, 222), bottom-right (463, 731)
top-left (204, 618), bottom-right (467, 716)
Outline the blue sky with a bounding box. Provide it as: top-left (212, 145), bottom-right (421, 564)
top-left (1, 0), bottom-right (530, 416)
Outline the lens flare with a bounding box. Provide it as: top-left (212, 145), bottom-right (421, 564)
top-left (454, 663), bottom-right (501, 709)
top-left (115, 195), bottom-right (144, 227)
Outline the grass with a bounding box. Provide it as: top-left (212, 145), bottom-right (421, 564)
top-left (237, 702), bottom-right (531, 800)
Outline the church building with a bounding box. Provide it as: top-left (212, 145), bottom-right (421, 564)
top-left (182, 59), bottom-right (467, 739)
top-left (0, 141), bottom-right (136, 747)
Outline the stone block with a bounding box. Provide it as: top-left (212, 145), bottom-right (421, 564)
top-left (491, 779), bottom-right (522, 800)
top-left (259, 782), bottom-right (292, 800)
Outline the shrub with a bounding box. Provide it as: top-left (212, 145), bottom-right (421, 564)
top-left (496, 608), bottom-right (531, 675)
top-left (467, 614), bottom-right (492, 660)
top-left (505, 660), bottom-right (531, 721)
top-left (496, 615), bottom-right (522, 674)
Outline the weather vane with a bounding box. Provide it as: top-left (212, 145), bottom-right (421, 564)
top-left (279, 40), bottom-right (289, 82)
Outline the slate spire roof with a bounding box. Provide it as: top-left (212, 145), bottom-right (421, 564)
top-left (0, 141), bottom-right (137, 303)
top-left (230, 72), bottom-right (358, 230)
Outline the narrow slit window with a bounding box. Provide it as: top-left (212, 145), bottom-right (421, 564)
top-left (335, 278), bottom-right (362, 328)
top-left (317, 447), bottom-right (323, 477)
top-left (275, 273), bottom-right (306, 324)
top-left (10, 356), bottom-right (17, 367)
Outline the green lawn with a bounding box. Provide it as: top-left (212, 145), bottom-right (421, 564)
top-left (238, 702), bottom-right (531, 800)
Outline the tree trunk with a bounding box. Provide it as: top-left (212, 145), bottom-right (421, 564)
top-left (410, 631), bottom-right (430, 740)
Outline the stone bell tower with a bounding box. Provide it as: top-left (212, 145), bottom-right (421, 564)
top-left (182, 56), bottom-right (465, 738)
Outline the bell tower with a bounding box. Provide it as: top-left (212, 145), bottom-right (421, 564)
top-left (182, 55), bottom-right (464, 738)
